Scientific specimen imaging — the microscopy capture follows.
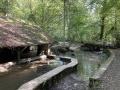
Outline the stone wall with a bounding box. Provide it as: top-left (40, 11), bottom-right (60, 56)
top-left (18, 57), bottom-right (78, 90)
top-left (89, 49), bottom-right (115, 88)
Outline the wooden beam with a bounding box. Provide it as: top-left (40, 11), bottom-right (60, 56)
top-left (16, 46), bottom-right (28, 63)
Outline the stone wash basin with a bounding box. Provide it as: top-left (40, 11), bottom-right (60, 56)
top-left (18, 57), bottom-right (78, 90)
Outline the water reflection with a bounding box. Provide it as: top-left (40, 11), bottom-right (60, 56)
top-left (58, 50), bottom-right (108, 78)
top-left (48, 57), bottom-right (68, 69)
top-left (76, 50), bottom-right (108, 77)
top-left (78, 59), bottom-right (98, 77)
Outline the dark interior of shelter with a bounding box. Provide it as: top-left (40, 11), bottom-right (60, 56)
top-left (0, 46), bottom-right (37, 63)
top-left (0, 44), bottom-right (49, 63)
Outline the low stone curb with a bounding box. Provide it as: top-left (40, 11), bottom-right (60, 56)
top-left (18, 57), bottom-right (78, 90)
top-left (89, 49), bottom-right (115, 87)
top-left (17, 55), bottom-right (56, 65)
top-left (16, 56), bottom-right (41, 65)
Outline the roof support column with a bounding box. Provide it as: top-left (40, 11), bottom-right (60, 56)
top-left (17, 47), bottom-right (21, 63)
top-left (16, 46), bottom-right (28, 63)
top-left (37, 45), bottom-right (41, 55)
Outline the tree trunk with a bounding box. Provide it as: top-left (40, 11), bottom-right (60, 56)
top-left (100, 16), bottom-right (105, 40)
top-left (41, 0), bottom-right (44, 29)
top-left (1, 0), bottom-right (9, 16)
top-left (63, 0), bottom-right (66, 45)
top-left (67, 0), bottom-right (72, 41)
top-left (114, 9), bottom-right (117, 30)
top-left (28, 0), bottom-right (37, 23)
top-left (5, 0), bottom-right (9, 16)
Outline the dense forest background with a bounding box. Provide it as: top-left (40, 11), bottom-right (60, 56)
top-left (0, 0), bottom-right (120, 46)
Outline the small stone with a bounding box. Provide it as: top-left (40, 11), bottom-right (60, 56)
top-left (74, 83), bottom-right (78, 86)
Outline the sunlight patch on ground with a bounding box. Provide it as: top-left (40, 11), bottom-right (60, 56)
top-left (0, 62), bottom-right (15, 72)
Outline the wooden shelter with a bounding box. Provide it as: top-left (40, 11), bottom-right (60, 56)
top-left (0, 16), bottom-right (53, 62)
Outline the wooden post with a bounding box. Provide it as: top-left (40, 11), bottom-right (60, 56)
top-left (16, 46), bottom-right (28, 63)
top-left (17, 47), bottom-right (21, 63)
top-left (37, 45), bottom-right (41, 55)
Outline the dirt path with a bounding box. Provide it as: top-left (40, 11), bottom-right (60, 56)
top-left (95, 49), bottom-right (120, 90)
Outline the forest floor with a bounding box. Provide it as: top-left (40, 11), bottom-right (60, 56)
top-left (94, 49), bottom-right (120, 90)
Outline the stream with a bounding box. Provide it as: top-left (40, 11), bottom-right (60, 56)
top-left (52, 49), bottom-right (108, 90)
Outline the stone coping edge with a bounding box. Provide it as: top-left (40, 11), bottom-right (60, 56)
top-left (89, 49), bottom-right (115, 86)
top-left (18, 57), bottom-right (78, 90)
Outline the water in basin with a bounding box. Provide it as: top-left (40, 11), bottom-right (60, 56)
top-left (0, 57), bottom-right (68, 90)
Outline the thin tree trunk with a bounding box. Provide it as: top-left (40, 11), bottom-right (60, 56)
top-left (2, 0), bottom-right (9, 16)
top-left (114, 9), bottom-right (117, 30)
top-left (41, 0), bottom-right (44, 29)
top-left (67, 0), bottom-right (70, 41)
top-left (6, 0), bottom-right (9, 16)
top-left (105, 9), bottom-right (117, 38)
top-left (64, 0), bottom-right (66, 45)
top-left (29, 0), bottom-right (37, 23)
top-left (100, 16), bottom-right (105, 40)
top-left (29, 0), bottom-right (32, 14)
